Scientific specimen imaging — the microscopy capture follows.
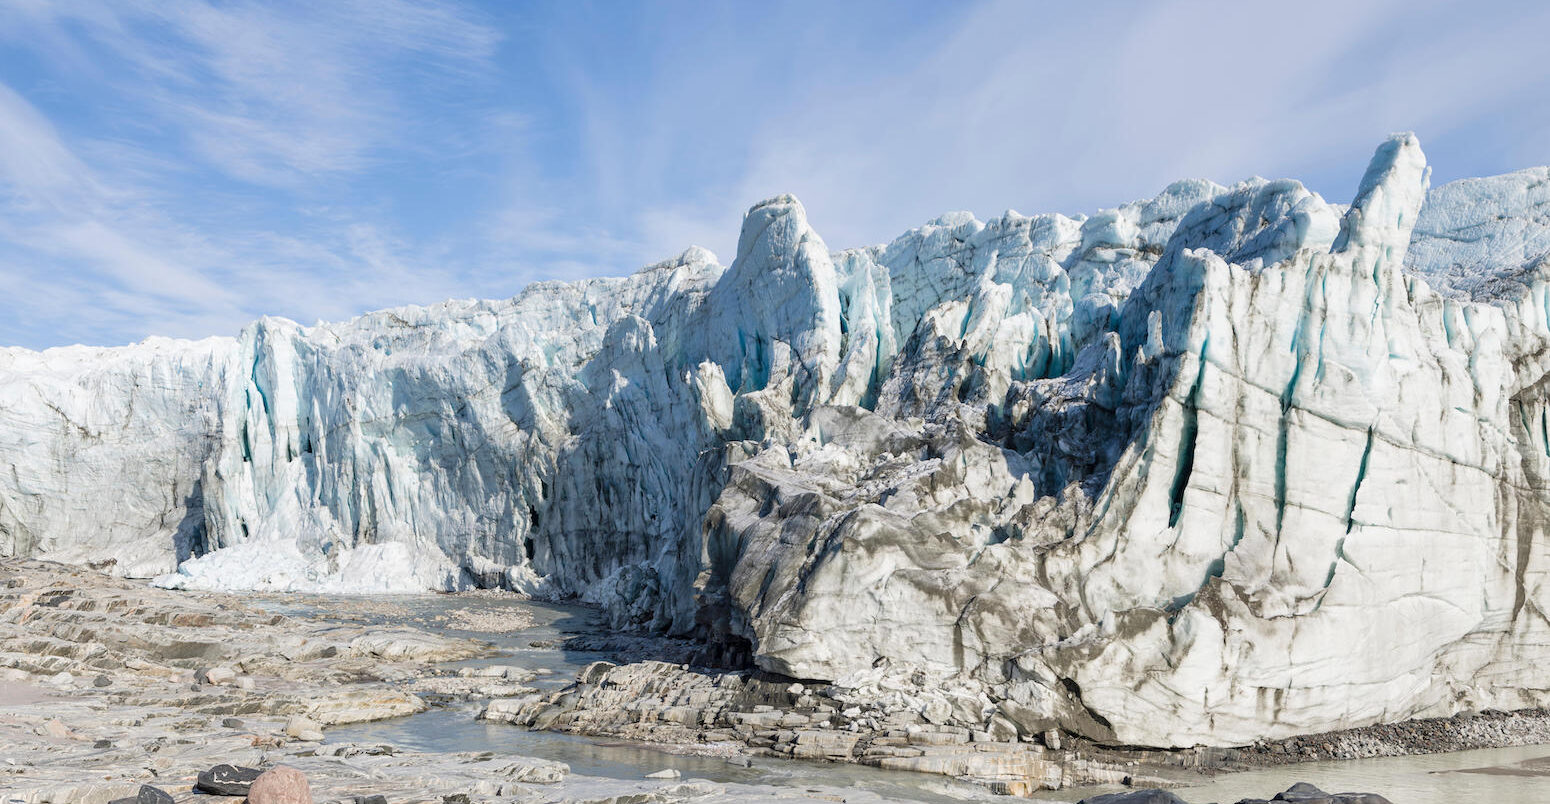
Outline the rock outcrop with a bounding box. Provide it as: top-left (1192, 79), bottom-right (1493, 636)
top-left (4, 135), bottom-right (1550, 747)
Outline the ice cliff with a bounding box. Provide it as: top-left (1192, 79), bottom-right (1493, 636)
top-left (4, 134), bottom-right (1550, 748)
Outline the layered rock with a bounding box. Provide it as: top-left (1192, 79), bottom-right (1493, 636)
top-left (3, 134), bottom-right (1550, 747)
top-left (480, 659), bottom-right (1158, 794)
top-left (0, 558), bottom-right (481, 726)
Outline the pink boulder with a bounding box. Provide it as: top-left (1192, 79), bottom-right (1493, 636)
top-left (247, 766), bottom-right (312, 804)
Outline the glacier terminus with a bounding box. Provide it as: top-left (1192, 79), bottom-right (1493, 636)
top-left (4, 134), bottom-right (1550, 749)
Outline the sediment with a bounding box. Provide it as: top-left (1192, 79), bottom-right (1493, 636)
top-left (3, 558), bottom-right (1546, 802)
top-left (0, 560), bottom-right (913, 803)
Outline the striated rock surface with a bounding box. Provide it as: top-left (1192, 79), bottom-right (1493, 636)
top-left (0, 558), bottom-right (1025, 803)
top-left (5, 135), bottom-right (1550, 747)
top-left (479, 659), bottom-right (1159, 795)
top-left (0, 559), bottom-right (478, 731)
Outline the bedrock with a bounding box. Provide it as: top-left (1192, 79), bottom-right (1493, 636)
top-left (4, 134), bottom-right (1550, 747)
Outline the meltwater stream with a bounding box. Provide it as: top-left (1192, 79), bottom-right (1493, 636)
top-left (264, 594), bottom-right (1550, 803)
top-left (261, 593), bottom-right (1003, 803)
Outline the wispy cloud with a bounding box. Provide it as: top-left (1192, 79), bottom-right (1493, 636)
top-left (1, 0), bottom-right (1549, 349)
top-left (6, 0), bottom-right (499, 183)
top-left (713, 0), bottom-right (1550, 251)
top-left (0, 0), bottom-right (503, 347)
top-left (0, 80), bottom-right (244, 335)
top-left (456, 0), bottom-right (1549, 287)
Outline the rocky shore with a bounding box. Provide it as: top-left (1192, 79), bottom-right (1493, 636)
top-left (1237, 708), bottom-right (1550, 764)
top-left (483, 651), bottom-right (1550, 795)
top-left (0, 558), bottom-right (1541, 802)
top-left (0, 560), bottom-right (920, 803)
top-left (480, 659), bottom-right (1166, 795)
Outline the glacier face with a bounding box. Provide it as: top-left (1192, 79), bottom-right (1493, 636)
top-left (5, 134), bottom-right (1550, 747)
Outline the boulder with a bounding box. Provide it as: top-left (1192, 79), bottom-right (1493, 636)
top-left (106, 785), bottom-right (175, 804)
top-left (1079, 792), bottom-right (1189, 804)
top-left (578, 661), bottom-right (616, 685)
top-left (285, 715), bottom-right (325, 741)
top-left (248, 765), bottom-right (312, 804)
top-left (196, 764), bottom-right (264, 796)
top-left (195, 666), bottom-right (236, 685)
top-left (1237, 782), bottom-right (1394, 804)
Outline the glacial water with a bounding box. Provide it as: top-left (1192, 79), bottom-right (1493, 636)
top-left (273, 595), bottom-right (1550, 803)
top-left (1053, 743), bottom-right (1550, 803)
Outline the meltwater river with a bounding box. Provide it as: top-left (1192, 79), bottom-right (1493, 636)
top-left (266, 594), bottom-right (1550, 803)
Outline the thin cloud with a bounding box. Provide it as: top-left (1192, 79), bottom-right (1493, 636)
top-left (0, 82), bottom-right (98, 210)
top-left (0, 81), bottom-right (245, 333)
top-left (58, 0), bottom-right (499, 184)
top-left (2, 0), bottom-right (1550, 350)
top-left (0, 1), bottom-right (506, 347)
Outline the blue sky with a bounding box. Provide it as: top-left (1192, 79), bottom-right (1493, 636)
top-left (2, 0), bottom-right (1549, 349)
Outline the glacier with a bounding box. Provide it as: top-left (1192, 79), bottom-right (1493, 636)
top-left (4, 133), bottom-right (1550, 748)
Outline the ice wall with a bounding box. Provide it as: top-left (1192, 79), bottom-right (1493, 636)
top-left (4, 134), bottom-right (1550, 746)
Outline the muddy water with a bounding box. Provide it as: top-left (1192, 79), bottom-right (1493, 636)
top-left (1177, 743), bottom-right (1550, 804)
top-left (329, 705), bottom-right (1004, 803)
top-left (1050, 743), bottom-right (1550, 803)
top-left (271, 595), bottom-right (1550, 802)
top-left (250, 593), bottom-right (609, 687)
top-left (266, 594), bottom-right (1000, 802)
top-left (0, 680), bottom-right (49, 706)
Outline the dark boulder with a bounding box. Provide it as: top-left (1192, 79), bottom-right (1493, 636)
top-left (1236, 782), bottom-right (1394, 804)
top-left (107, 785), bottom-right (174, 804)
top-left (1079, 791), bottom-right (1190, 804)
top-left (195, 764), bottom-right (264, 795)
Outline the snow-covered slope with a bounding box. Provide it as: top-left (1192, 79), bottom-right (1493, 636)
top-left (4, 134), bottom-right (1550, 747)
